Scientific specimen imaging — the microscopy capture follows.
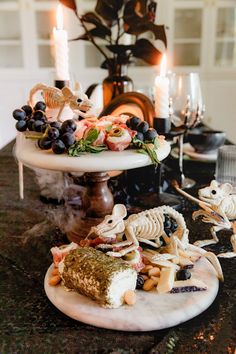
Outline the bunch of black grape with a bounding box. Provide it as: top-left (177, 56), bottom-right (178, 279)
top-left (13, 101), bottom-right (47, 133)
top-left (12, 102), bottom-right (76, 154)
top-left (38, 119), bottom-right (76, 154)
top-left (126, 116), bottom-right (158, 142)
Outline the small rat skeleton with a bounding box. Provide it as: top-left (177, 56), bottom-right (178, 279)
top-left (173, 180), bottom-right (236, 258)
top-left (29, 83), bottom-right (93, 122)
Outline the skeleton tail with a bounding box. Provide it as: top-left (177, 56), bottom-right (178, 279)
top-left (28, 83), bottom-right (48, 107)
top-left (158, 205), bottom-right (189, 248)
top-left (187, 244), bottom-right (224, 281)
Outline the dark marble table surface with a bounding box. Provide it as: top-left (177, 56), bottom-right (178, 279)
top-left (0, 141), bottom-right (235, 354)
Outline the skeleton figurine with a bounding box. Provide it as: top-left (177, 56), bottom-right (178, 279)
top-left (174, 180), bottom-right (236, 258)
top-left (88, 204), bottom-right (223, 280)
top-left (29, 83), bottom-right (93, 121)
top-left (89, 204), bottom-right (189, 258)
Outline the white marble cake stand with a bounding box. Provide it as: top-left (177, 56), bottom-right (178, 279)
top-left (15, 133), bottom-right (170, 173)
top-left (15, 133), bottom-right (171, 218)
top-left (44, 251), bottom-right (219, 332)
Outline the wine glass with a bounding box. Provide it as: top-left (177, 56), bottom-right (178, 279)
top-left (169, 73), bottom-right (204, 188)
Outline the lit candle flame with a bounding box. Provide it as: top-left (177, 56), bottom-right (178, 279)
top-left (160, 53), bottom-right (167, 77)
top-left (56, 4), bottom-right (63, 30)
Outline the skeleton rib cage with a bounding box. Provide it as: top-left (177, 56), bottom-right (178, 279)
top-left (125, 205), bottom-right (189, 248)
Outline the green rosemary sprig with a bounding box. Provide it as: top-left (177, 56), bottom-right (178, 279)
top-left (68, 129), bottom-right (107, 157)
top-left (133, 137), bottom-right (160, 166)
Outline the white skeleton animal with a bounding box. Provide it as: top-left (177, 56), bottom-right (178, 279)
top-left (88, 204), bottom-right (223, 280)
top-left (89, 204), bottom-right (189, 258)
top-left (29, 83), bottom-right (93, 121)
top-left (174, 180), bottom-right (236, 258)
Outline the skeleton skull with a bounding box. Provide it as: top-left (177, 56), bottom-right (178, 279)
top-left (88, 204), bottom-right (127, 239)
top-left (199, 180), bottom-right (233, 205)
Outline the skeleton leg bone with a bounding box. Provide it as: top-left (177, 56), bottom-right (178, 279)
top-left (194, 225), bottom-right (221, 247)
top-left (187, 245), bottom-right (224, 281)
top-left (106, 225), bottom-right (139, 257)
top-left (106, 245), bottom-right (138, 257)
top-left (137, 238), bottom-right (160, 248)
top-left (217, 234), bottom-right (236, 258)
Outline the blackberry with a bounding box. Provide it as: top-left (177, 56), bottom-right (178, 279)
top-left (136, 274), bottom-right (145, 290)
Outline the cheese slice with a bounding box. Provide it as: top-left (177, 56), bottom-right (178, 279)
top-left (156, 267), bottom-right (176, 294)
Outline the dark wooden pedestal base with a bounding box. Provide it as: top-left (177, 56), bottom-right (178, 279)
top-left (85, 172), bottom-right (114, 218)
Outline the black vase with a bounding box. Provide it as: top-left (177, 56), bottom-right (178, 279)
top-left (102, 63), bottom-right (133, 108)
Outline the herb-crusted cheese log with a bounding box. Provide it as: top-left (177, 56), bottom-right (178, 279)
top-left (59, 247), bottom-right (137, 308)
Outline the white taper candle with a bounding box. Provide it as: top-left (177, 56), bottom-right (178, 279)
top-left (53, 5), bottom-right (70, 81)
top-left (154, 54), bottom-right (169, 118)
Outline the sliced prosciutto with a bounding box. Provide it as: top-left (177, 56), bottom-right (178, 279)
top-left (106, 126), bottom-right (132, 151)
top-left (51, 242), bottom-right (78, 267)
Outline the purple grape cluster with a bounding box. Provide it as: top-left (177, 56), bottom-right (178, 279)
top-left (38, 119), bottom-right (77, 154)
top-left (12, 102), bottom-right (77, 155)
top-left (126, 116), bottom-right (158, 142)
top-left (13, 101), bottom-right (47, 133)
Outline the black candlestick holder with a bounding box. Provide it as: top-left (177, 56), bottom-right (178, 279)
top-left (54, 80), bottom-right (70, 89)
top-left (133, 116), bottom-right (181, 209)
top-left (153, 117), bottom-right (171, 135)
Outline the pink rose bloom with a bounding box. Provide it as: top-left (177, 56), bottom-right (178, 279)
top-left (106, 125), bottom-right (132, 151)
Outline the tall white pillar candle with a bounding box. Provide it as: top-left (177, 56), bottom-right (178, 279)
top-left (53, 5), bottom-right (70, 81)
top-left (154, 54), bottom-right (169, 118)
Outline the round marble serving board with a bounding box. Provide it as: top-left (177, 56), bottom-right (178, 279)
top-left (44, 255), bottom-right (219, 332)
top-left (15, 133), bottom-right (170, 173)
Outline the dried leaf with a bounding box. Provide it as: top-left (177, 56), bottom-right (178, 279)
top-left (82, 12), bottom-right (102, 26)
top-left (95, 0), bottom-right (123, 24)
top-left (71, 33), bottom-right (89, 41)
top-left (59, 0), bottom-right (77, 11)
top-left (123, 0), bottom-right (166, 44)
top-left (132, 38), bottom-right (162, 65)
top-left (106, 44), bottom-right (133, 55)
top-left (71, 25), bottom-right (111, 41)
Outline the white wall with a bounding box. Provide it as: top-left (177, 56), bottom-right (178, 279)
top-left (202, 80), bottom-right (236, 143)
top-left (0, 72), bottom-right (53, 149)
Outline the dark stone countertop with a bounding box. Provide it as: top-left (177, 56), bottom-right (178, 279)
top-left (0, 141), bottom-right (235, 354)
